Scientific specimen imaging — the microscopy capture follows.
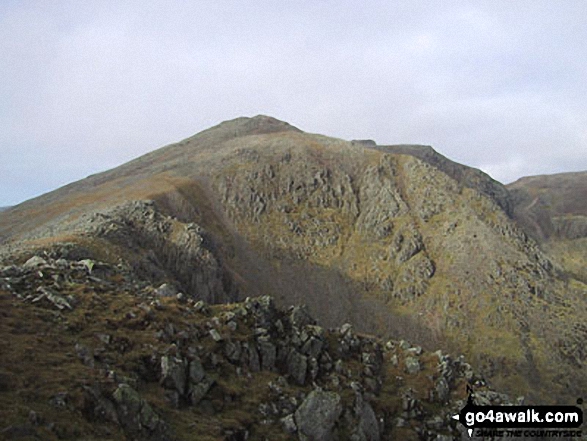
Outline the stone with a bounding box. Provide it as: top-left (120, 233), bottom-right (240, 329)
top-left (287, 351), bottom-right (307, 386)
top-left (209, 329), bottom-right (222, 342)
top-left (290, 305), bottom-right (315, 328)
top-left (78, 259), bottom-right (95, 274)
top-left (404, 357), bottom-right (420, 375)
top-left (155, 283), bottom-right (176, 297)
top-left (434, 377), bottom-right (449, 403)
top-left (112, 383), bottom-right (161, 433)
top-left (23, 256), bottom-right (47, 270)
top-left (188, 376), bottom-right (214, 405)
top-left (281, 413), bottom-right (297, 434)
top-left (188, 357), bottom-right (205, 384)
top-left (301, 336), bottom-right (324, 359)
top-left (160, 356), bottom-right (187, 394)
top-left (258, 337), bottom-right (276, 371)
top-left (224, 340), bottom-right (242, 363)
top-left (247, 344), bottom-right (261, 372)
top-left (355, 399), bottom-right (380, 441)
top-left (340, 323), bottom-right (353, 336)
top-left (295, 389), bottom-right (342, 441)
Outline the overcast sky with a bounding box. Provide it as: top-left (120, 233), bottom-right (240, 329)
top-left (2, 1), bottom-right (587, 206)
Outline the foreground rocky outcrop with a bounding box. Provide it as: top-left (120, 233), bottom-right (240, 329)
top-left (0, 253), bottom-right (522, 440)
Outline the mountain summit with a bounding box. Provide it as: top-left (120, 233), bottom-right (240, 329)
top-left (1, 116), bottom-right (586, 411)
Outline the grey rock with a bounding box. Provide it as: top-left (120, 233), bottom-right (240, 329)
top-left (112, 383), bottom-right (161, 433)
top-left (246, 344), bottom-right (261, 372)
top-left (287, 350), bottom-right (308, 386)
top-left (281, 413), bottom-right (297, 434)
top-left (405, 356), bottom-right (421, 375)
top-left (188, 356), bottom-right (205, 384)
top-left (295, 389), bottom-right (342, 441)
top-left (434, 377), bottom-right (450, 403)
top-left (209, 329), bottom-right (223, 342)
top-left (160, 356), bottom-right (187, 394)
top-left (155, 283), bottom-right (176, 297)
top-left (23, 256), bottom-right (47, 269)
top-left (355, 398), bottom-right (380, 441)
top-left (32, 286), bottom-right (73, 310)
top-left (188, 376), bottom-right (214, 405)
top-left (224, 340), bottom-right (242, 363)
top-left (340, 323), bottom-right (353, 336)
top-left (258, 337), bottom-right (277, 371)
top-left (290, 305), bottom-right (315, 328)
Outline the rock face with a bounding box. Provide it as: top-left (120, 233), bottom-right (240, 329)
top-left (0, 115), bottom-right (585, 406)
top-left (294, 389), bottom-right (342, 441)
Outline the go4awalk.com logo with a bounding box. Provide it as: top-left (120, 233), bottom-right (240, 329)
top-left (452, 388), bottom-right (584, 438)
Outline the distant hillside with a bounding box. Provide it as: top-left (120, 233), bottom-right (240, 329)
top-left (0, 207), bottom-right (9, 212)
top-left (0, 115), bottom-right (586, 407)
top-left (508, 171), bottom-right (587, 284)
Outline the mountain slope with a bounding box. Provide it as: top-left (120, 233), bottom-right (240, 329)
top-left (508, 171), bottom-right (587, 284)
top-left (1, 115), bottom-right (585, 405)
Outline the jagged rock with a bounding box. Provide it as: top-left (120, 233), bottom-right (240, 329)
top-left (301, 335), bottom-right (324, 359)
top-left (287, 350), bottom-right (308, 386)
top-left (224, 340), bottom-right (242, 363)
top-left (340, 323), bottom-right (353, 336)
top-left (258, 336), bottom-right (277, 371)
top-left (112, 383), bottom-right (161, 433)
top-left (209, 329), bottom-right (223, 342)
top-left (246, 343), bottom-right (261, 372)
top-left (194, 300), bottom-right (210, 314)
top-left (290, 305), bottom-right (315, 329)
top-left (434, 377), bottom-right (450, 403)
top-left (155, 283), bottom-right (176, 297)
top-left (32, 286), bottom-right (73, 310)
top-left (188, 356), bottom-right (205, 384)
top-left (188, 376), bottom-right (214, 405)
top-left (49, 392), bottom-right (68, 409)
top-left (23, 256), bottom-right (47, 270)
top-left (294, 389), bottom-right (342, 441)
top-left (78, 259), bottom-right (95, 274)
top-left (404, 356), bottom-right (420, 374)
top-left (354, 394), bottom-right (380, 441)
top-left (281, 413), bottom-right (297, 434)
top-left (160, 356), bottom-right (186, 394)
top-left (82, 385), bottom-right (119, 425)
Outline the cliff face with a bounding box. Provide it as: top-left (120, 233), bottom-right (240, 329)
top-left (1, 115), bottom-right (586, 406)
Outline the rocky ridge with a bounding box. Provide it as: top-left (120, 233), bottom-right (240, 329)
top-left (0, 253), bottom-right (521, 440)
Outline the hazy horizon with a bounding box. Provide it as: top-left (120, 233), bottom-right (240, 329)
top-left (2, 1), bottom-right (587, 206)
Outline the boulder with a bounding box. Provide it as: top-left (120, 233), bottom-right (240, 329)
top-left (160, 356), bottom-right (186, 394)
top-left (287, 350), bottom-right (307, 386)
top-left (295, 389), bottom-right (342, 441)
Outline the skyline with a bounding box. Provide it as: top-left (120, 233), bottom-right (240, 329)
top-left (2, 1), bottom-right (587, 206)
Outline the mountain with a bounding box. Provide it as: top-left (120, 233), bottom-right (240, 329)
top-left (508, 171), bottom-right (587, 284)
top-left (0, 207), bottom-right (10, 212)
top-left (0, 115), bottom-right (586, 415)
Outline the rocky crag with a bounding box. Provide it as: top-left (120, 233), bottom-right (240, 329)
top-left (0, 115), bottom-right (585, 408)
top-left (0, 253), bottom-right (517, 440)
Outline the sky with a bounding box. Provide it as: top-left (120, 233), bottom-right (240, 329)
top-left (1, 1), bottom-right (587, 206)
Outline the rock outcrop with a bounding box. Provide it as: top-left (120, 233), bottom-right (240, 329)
top-left (0, 253), bottom-right (525, 440)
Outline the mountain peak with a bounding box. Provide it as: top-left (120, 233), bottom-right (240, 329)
top-left (197, 115), bottom-right (301, 140)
